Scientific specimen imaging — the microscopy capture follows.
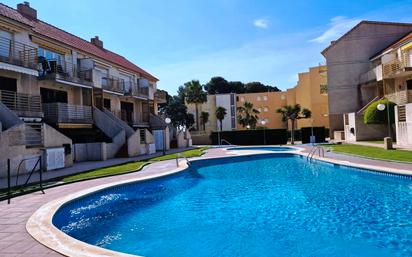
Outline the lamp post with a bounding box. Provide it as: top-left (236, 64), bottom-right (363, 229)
top-left (377, 102), bottom-right (391, 138)
top-left (261, 120), bottom-right (267, 145)
top-left (163, 117), bottom-right (171, 155)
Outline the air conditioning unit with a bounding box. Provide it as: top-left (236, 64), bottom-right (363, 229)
top-left (42, 147), bottom-right (65, 171)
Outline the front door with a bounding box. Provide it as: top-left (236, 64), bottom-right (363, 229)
top-left (153, 130), bottom-right (164, 150)
top-left (40, 88), bottom-right (68, 103)
top-left (407, 80), bottom-right (412, 102)
top-left (120, 101), bottom-right (134, 124)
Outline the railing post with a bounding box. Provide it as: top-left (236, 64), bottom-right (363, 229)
top-left (39, 156), bottom-right (44, 194)
top-left (7, 158), bottom-right (11, 204)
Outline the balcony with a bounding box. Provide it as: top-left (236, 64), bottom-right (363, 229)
top-left (112, 109), bottom-right (150, 127)
top-left (102, 76), bottom-right (125, 94)
top-left (38, 58), bottom-right (93, 87)
top-left (0, 90), bottom-right (43, 117)
top-left (43, 103), bottom-right (93, 124)
top-left (154, 90), bottom-right (167, 103)
top-left (123, 81), bottom-right (149, 99)
top-left (383, 56), bottom-right (412, 79)
top-left (0, 36), bottom-right (37, 70)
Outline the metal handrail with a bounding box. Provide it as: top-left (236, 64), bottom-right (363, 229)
top-left (220, 139), bottom-right (235, 146)
top-left (6, 156), bottom-right (44, 204)
top-left (307, 146), bottom-right (325, 162)
top-left (175, 152), bottom-right (190, 167)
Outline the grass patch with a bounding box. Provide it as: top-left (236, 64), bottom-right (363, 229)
top-left (329, 144), bottom-right (412, 163)
top-left (61, 161), bottom-right (147, 183)
top-left (61, 147), bottom-right (208, 183)
top-left (150, 147), bottom-right (208, 161)
top-left (1, 147), bottom-right (209, 201)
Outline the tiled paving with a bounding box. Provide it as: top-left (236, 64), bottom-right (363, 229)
top-left (0, 147), bottom-right (192, 189)
top-left (0, 146), bottom-right (411, 257)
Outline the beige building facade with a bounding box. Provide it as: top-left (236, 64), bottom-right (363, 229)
top-left (187, 65), bottom-right (329, 133)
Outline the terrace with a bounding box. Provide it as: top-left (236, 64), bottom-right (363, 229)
top-left (42, 102), bottom-right (93, 124)
top-left (0, 36), bottom-right (37, 71)
top-left (0, 90), bottom-right (43, 117)
top-left (38, 58), bottom-right (93, 87)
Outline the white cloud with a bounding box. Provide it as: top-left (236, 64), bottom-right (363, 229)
top-left (253, 18), bottom-right (269, 29)
top-left (310, 16), bottom-right (360, 43)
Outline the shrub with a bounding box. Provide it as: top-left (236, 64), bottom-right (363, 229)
top-left (364, 99), bottom-right (396, 124)
top-left (301, 127), bottom-right (326, 143)
top-left (211, 129), bottom-right (288, 145)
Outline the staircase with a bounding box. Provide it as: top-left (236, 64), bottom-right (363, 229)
top-left (25, 123), bottom-right (43, 147)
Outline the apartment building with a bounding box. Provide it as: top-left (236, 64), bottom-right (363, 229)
top-left (362, 32), bottom-right (412, 145)
top-left (321, 21), bottom-right (412, 138)
top-left (0, 2), bottom-right (168, 176)
top-left (187, 65), bottom-right (329, 137)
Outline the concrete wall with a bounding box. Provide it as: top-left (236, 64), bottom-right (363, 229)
top-left (74, 143), bottom-right (107, 162)
top-left (187, 94), bottom-right (217, 133)
top-left (344, 112), bottom-right (388, 142)
top-left (42, 123), bottom-right (73, 167)
top-left (215, 94), bottom-right (235, 131)
top-left (323, 22), bottom-right (412, 135)
top-left (395, 103), bottom-right (412, 146)
top-left (93, 107), bottom-right (125, 159)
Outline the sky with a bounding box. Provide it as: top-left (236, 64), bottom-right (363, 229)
top-left (4, 0), bottom-right (412, 94)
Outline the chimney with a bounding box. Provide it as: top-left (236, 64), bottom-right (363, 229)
top-left (17, 2), bottom-right (37, 20)
top-left (91, 36), bottom-right (103, 48)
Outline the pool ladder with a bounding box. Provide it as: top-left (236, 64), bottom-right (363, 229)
top-left (220, 139), bottom-right (235, 146)
top-left (307, 146), bottom-right (325, 162)
top-left (176, 152), bottom-right (190, 167)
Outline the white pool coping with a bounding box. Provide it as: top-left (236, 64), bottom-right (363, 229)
top-left (27, 147), bottom-right (412, 257)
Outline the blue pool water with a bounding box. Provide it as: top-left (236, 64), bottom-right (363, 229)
top-left (228, 146), bottom-right (294, 151)
top-left (53, 154), bottom-right (412, 257)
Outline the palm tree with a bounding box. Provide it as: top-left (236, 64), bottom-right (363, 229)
top-left (185, 80), bottom-right (207, 130)
top-left (276, 104), bottom-right (311, 144)
top-left (215, 106), bottom-right (227, 131)
top-left (237, 101), bottom-right (260, 129)
top-left (200, 111), bottom-right (209, 131)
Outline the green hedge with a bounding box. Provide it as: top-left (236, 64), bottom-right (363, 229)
top-left (364, 99), bottom-right (396, 124)
top-left (301, 127), bottom-right (326, 143)
top-left (211, 129), bottom-right (288, 145)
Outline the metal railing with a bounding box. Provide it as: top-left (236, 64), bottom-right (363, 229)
top-left (38, 58), bottom-right (93, 85)
top-left (25, 123), bottom-right (43, 147)
top-left (123, 81), bottom-right (149, 98)
top-left (111, 109), bottom-right (149, 126)
top-left (102, 76), bottom-right (125, 94)
top-left (220, 139), bottom-right (235, 146)
top-left (176, 152), bottom-right (190, 167)
top-left (383, 55), bottom-right (410, 78)
top-left (154, 90), bottom-right (167, 102)
top-left (307, 146), bottom-right (325, 162)
top-left (0, 90), bottom-right (43, 117)
top-left (0, 36), bottom-right (37, 69)
top-left (43, 102), bottom-right (93, 124)
top-left (6, 156), bottom-right (44, 204)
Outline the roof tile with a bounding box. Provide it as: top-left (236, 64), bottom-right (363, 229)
top-left (0, 3), bottom-right (158, 81)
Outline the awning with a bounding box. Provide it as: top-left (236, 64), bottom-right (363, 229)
top-left (401, 42), bottom-right (412, 51)
top-left (0, 62), bottom-right (38, 76)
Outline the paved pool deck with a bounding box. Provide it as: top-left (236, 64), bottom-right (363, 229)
top-left (1, 146), bottom-right (411, 257)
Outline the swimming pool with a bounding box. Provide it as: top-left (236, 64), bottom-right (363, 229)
top-left (227, 146), bottom-right (295, 151)
top-left (52, 154), bottom-right (412, 257)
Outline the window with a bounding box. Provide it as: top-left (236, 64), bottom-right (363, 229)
top-left (320, 84), bottom-right (328, 94)
top-left (257, 107), bottom-right (262, 112)
top-left (240, 96), bottom-right (245, 102)
top-left (263, 107), bottom-right (268, 112)
top-left (263, 95), bottom-right (268, 101)
top-left (344, 113), bottom-right (349, 125)
top-left (38, 47), bottom-right (63, 65)
top-left (103, 98), bottom-right (111, 110)
top-left (398, 106), bottom-right (406, 122)
top-left (257, 96), bottom-right (261, 101)
top-left (0, 30), bottom-right (12, 58)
